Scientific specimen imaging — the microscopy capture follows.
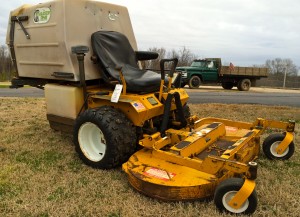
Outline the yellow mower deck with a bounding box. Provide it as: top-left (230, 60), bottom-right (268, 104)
top-left (123, 116), bottom-right (294, 201)
top-left (123, 149), bottom-right (217, 200)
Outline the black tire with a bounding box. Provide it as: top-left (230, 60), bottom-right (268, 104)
top-left (73, 106), bottom-right (137, 169)
top-left (262, 133), bottom-right (295, 160)
top-left (188, 76), bottom-right (201, 89)
top-left (214, 178), bottom-right (257, 215)
top-left (221, 82), bottom-right (234, 90)
top-left (175, 103), bottom-right (191, 121)
top-left (182, 103), bottom-right (191, 119)
top-left (237, 79), bottom-right (251, 91)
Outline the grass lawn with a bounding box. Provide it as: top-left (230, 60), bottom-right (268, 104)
top-left (0, 98), bottom-right (299, 217)
top-left (0, 82), bottom-right (11, 88)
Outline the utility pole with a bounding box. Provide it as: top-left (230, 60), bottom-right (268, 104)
top-left (283, 67), bottom-right (287, 89)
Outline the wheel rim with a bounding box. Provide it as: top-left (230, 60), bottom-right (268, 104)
top-left (78, 122), bottom-right (106, 162)
top-left (222, 191), bottom-right (249, 213)
top-left (270, 141), bottom-right (289, 157)
top-left (191, 78), bottom-right (200, 87)
top-left (242, 82), bottom-right (249, 89)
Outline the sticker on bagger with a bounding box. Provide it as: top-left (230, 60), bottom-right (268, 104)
top-left (33, 8), bottom-right (51, 24)
top-left (108, 11), bottom-right (119, 21)
top-left (132, 102), bottom-right (146, 111)
top-left (111, 84), bottom-right (123, 103)
top-left (144, 168), bottom-right (176, 181)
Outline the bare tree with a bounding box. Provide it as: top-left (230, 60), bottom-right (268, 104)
top-left (141, 47), bottom-right (167, 70)
top-left (142, 46), bottom-right (196, 70)
top-left (0, 45), bottom-right (14, 81)
top-left (257, 58), bottom-right (299, 88)
top-left (177, 47), bottom-right (196, 67)
top-left (168, 49), bottom-right (179, 60)
top-left (265, 58), bottom-right (297, 76)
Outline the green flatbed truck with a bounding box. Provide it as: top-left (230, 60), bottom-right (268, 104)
top-left (176, 58), bottom-right (268, 91)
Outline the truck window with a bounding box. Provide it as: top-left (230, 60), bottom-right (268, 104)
top-left (207, 61), bottom-right (214, 68)
top-left (191, 61), bottom-right (205, 67)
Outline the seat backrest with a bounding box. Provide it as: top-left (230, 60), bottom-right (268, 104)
top-left (91, 31), bottom-right (138, 83)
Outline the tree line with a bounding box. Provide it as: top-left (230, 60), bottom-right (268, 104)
top-left (0, 44), bottom-right (299, 88)
top-left (141, 47), bottom-right (196, 70)
top-left (257, 58), bottom-right (300, 88)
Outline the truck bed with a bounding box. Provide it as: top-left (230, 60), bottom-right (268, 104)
top-left (220, 66), bottom-right (268, 77)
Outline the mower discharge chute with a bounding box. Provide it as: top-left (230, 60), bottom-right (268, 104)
top-left (6, 0), bottom-right (296, 215)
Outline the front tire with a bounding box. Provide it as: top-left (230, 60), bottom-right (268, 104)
top-left (188, 76), bottom-right (201, 89)
top-left (73, 106), bottom-right (137, 169)
top-left (262, 133), bottom-right (295, 160)
top-left (214, 178), bottom-right (257, 215)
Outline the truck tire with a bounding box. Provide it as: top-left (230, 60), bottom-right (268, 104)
top-left (188, 76), bottom-right (201, 89)
top-left (237, 79), bottom-right (251, 91)
top-left (73, 106), bottom-right (137, 169)
top-left (221, 82), bottom-right (234, 90)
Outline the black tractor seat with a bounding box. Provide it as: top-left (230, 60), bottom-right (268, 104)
top-left (91, 31), bottom-right (163, 93)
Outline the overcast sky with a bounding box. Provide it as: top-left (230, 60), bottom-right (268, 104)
top-left (1, 0), bottom-right (299, 67)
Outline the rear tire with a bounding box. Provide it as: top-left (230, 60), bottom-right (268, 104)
top-left (262, 133), bottom-right (295, 160)
top-left (73, 106), bottom-right (137, 169)
top-left (182, 103), bottom-right (191, 119)
top-left (237, 79), bottom-right (251, 91)
top-left (175, 103), bottom-right (191, 121)
top-left (214, 178), bottom-right (257, 215)
top-left (221, 82), bottom-right (234, 90)
top-left (188, 76), bottom-right (201, 89)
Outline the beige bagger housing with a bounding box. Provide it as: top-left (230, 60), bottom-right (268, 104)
top-left (6, 0), bottom-right (137, 82)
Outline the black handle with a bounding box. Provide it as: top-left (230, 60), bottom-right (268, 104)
top-left (11, 16), bottom-right (30, 39)
top-left (135, 51), bottom-right (159, 61)
top-left (71, 46), bottom-right (89, 54)
top-left (160, 58), bottom-right (178, 80)
top-left (51, 72), bottom-right (74, 79)
top-left (11, 16), bottom-right (29, 22)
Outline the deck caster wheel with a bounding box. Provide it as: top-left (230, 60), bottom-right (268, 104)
top-left (74, 106), bottom-right (137, 169)
top-left (214, 178), bottom-right (257, 215)
top-left (262, 133), bottom-right (295, 160)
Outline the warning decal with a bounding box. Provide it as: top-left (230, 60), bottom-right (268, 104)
top-left (225, 126), bottom-right (238, 133)
top-left (144, 167), bottom-right (176, 181)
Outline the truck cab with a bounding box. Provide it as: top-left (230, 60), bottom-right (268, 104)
top-left (176, 59), bottom-right (220, 88)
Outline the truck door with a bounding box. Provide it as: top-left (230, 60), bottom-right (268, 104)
top-left (201, 61), bottom-right (218, 82)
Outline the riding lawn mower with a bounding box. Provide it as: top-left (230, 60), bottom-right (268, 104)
top-left (6, 0), bottom-right (296, 214)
